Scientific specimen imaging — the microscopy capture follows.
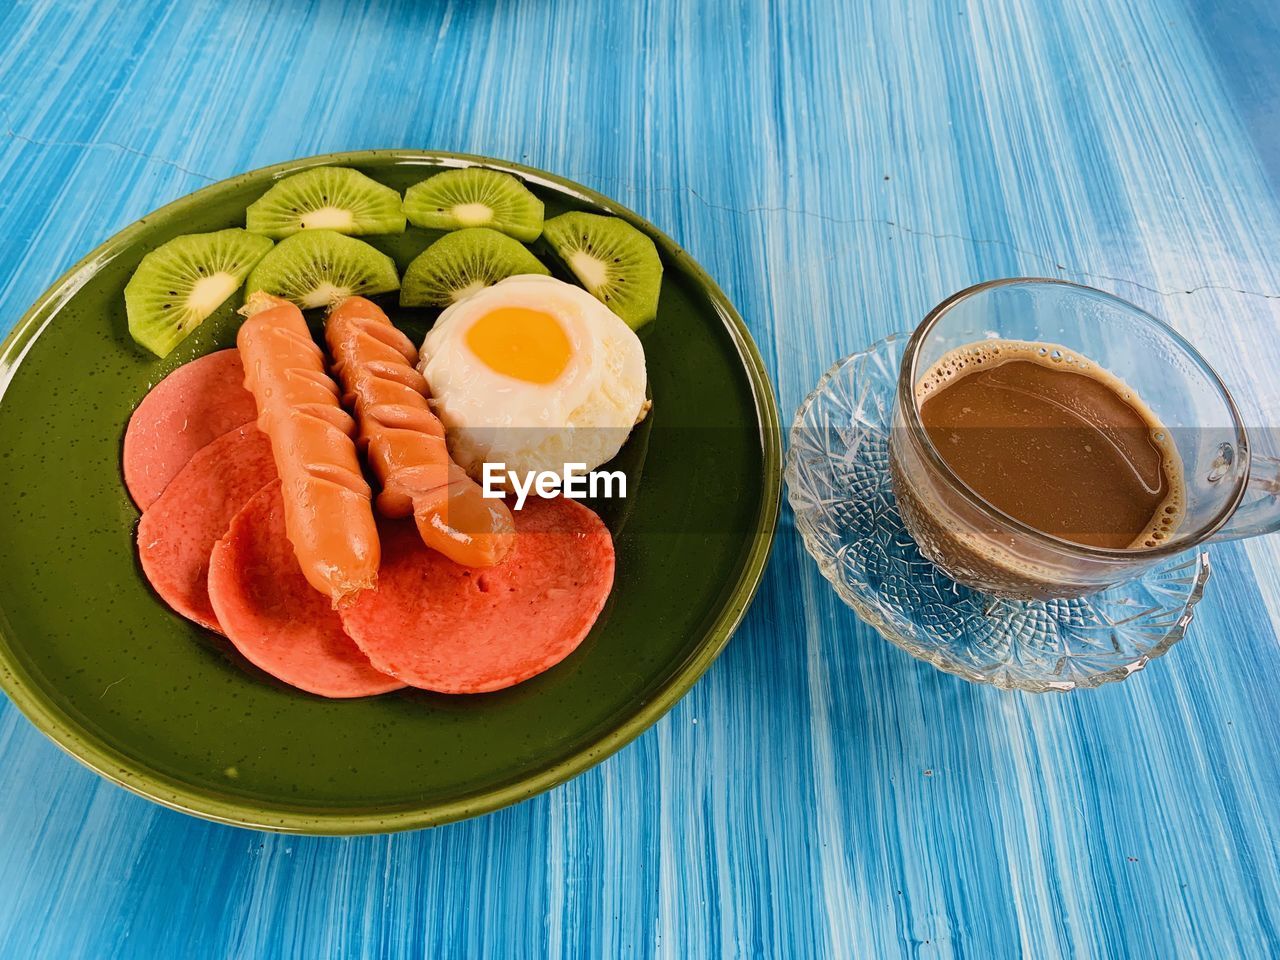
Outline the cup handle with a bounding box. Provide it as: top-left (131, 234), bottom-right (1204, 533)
top-left (1207, 453), bottom-right (1280, 543)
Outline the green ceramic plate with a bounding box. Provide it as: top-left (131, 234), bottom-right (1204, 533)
top-left (0, 151), bottom-right (780, 833)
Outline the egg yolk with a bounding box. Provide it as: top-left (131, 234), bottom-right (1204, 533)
top-left (465, 306), bottom-right (572, 384)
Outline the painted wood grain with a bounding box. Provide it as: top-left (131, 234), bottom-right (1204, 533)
top-left (1, 0), bottom-right (1279, 956)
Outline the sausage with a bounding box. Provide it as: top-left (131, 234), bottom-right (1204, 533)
top-left (324, 296), bottom-right (515, 567)
top-left (237, 292), bottom-right (380, 604)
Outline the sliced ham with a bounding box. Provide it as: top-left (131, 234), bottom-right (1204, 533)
top-left (137, 423), bottom-right (275, 633)
top-left (340, 497), bottom-right (615, 694)
top-left (207, 482), bottom-right (403, 698)
top-left (123, 349), bottom-right (258, 508)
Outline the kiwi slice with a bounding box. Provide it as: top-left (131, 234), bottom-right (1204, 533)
top-left (245, 167), bottom-right (406, 238)
top-left (125, 228), bottom-right (273, 357)
top-left (400, 228), bottom-right (549, 307)
top-left (244, 230), bottom-right (399, 309)
top-left (542, 213), bottom-right (662, 329)
top-left (403, 169), bottom-right (544, 242)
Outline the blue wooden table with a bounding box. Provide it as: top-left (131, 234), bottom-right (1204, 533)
top-left (3, 0), bottom-right (1279, 956)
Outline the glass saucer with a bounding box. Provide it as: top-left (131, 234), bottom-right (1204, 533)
top-left (785, 334), bottom-right (1210, 692)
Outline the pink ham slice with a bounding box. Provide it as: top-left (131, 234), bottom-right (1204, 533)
top-left (136, 423), bottom-right (276, 633)
top-left (207, 482), bottom-right (403, 698)
top-left (340, 497), bottom-right (615, 694)
top-left (123, 349), bottom-right (259, 509)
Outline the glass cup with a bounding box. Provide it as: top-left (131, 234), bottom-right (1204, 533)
top-left (888, 278), bottom-right (1280, 600)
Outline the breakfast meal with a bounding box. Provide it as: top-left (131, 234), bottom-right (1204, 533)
top-left (122, 165), bottom-right (662, 698)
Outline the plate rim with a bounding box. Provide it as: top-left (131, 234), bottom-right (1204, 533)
top-left (0, 149), bottom-right (782, 834)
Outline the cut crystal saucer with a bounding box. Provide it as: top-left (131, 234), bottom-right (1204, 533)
top-left (785, 334), bottom-right (1210, 692)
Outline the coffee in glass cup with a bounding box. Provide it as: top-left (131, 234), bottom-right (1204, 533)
top-left (889, 279), bottom-right (1280, 600)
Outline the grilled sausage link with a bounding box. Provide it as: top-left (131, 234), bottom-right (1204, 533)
top-left (325, 296), bottom-right (515, 567)
top-left (238, 292), bottom-right (379, 603)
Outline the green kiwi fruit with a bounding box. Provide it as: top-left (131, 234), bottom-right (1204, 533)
top-left (403, 169), bottom-right (544, 242)
top-left (542, 212), bottom-right (662, 329)
top-left (125, 228), bottom-right (273, 357)
top-left (400, 228), bottom-right (549, 307)
top-left (244, 230), bottom-right (400, 309)
top-left (245, 166), bottom-right (406, 238)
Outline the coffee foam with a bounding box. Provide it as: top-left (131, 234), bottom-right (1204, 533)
top-left (914, 339), bottom-right (1185, 550)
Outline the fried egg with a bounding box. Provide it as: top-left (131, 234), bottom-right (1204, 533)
top-left (419, 274), bottom-right (648, 481)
